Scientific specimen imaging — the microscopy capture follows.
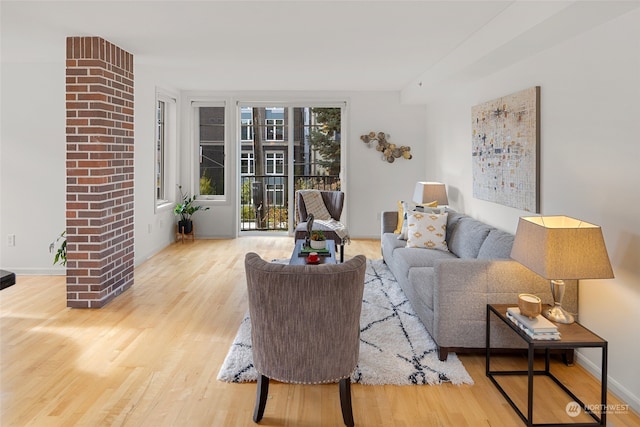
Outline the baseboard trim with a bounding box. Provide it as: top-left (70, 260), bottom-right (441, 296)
top-left (575, 350), bottom-right (640, 416)
top-left (4, 267), bottom-right (65, 276)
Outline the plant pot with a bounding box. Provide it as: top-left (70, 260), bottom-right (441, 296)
top-left (178, 220), bottom-right (193, 234)
top-left (310, 239), bottom-right (326, 250)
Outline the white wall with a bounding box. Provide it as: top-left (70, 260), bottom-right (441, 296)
top-left (133, 65), bottom-right (180, 265)
top-left (0, 60), bottom-right (67, 274)
top-left (407, 8), bottom-right (640, 413)
top-left (346, 92), bottom-right (427, 238)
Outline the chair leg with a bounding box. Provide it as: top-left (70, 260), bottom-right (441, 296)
top-left (339, 378), bottom-right (354, 427)
top-left (253, 374), bottom-right (269, 423)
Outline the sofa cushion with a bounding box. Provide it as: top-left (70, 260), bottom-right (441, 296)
top-left (406, 212), bottom-right (449, 251)
top-left (382, 232), bottom-right (408, 259)
top-left (477, 229), bottom-right (515, 259)
top-left (394, 247), bottom-right (457, 273)
top-left (447, 217), bottom-right (492, 259)
top-left (445, 210), bottom-right (466, 240)
top-left (407, 266), bottom-right (436, 312)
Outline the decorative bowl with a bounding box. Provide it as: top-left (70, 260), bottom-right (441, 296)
top-left (518, 293), bottom-right (542, 318)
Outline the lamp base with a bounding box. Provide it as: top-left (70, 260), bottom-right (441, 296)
top-left (543, 305), bottom-right (575, 324)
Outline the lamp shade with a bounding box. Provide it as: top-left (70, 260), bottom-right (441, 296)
top-left (412, 182), bottom-right (448, 206)
top-left (510, 216), bottom-right (614, 280)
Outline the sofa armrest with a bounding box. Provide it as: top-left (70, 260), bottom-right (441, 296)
top-left (431, 259), bottom-right (560, 347)
top-left (381, 211), bottom-right (398, 235)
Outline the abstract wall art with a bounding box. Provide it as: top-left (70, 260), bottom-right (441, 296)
top-left (471, 86), bottom-right (540, 213)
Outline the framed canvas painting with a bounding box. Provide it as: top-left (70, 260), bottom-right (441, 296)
top-left (471, 86), bottom-right (540, 213)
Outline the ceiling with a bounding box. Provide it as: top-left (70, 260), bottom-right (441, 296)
top-left (1, 1), bottom-right (638, 94)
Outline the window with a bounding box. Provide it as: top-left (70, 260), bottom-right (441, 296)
top-left (155, 92), bottom-right (176, 207)
top-left (156, 100), bottom-right (166, 201)
top-left (196, 104), bottom-right (226, 199)
top-left (241, 151), bottom-right (254, 175)
top-left (237, 102), bottom-right (344, 233)
top-left (265, 118), bottom-right (284, 141)
top-left (265, 107), bottom-right (284, 141)
top-left (240, 108), bottom-right (253, 142)
top-left (265, 151), bottom-right (284, 175)
top-left (266, 184), bottom-right (285, 206)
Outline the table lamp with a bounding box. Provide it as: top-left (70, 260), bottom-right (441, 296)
top-left (412, 182), bottom-right (448, 208)
top-left (510, 215), bottom-right (614, 324)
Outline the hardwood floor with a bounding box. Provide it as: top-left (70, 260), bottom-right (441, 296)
top-left (1, 237), bottom-right (638, 426)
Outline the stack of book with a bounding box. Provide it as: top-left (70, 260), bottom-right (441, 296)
top-left (506, 307), bottom-right (561, 340)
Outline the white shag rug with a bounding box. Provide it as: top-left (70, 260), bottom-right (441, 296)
top-left (217, 259), bottom-right (473, 386)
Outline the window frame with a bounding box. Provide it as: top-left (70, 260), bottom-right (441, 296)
top-left (265, 151), bottom-right (285, 175)
top-left (241, 151), bottom-right (255, 175)
top-left (265, 118), bottom-right (285, 141)
top-left (155, 91), bottom-right (177, 210)
top-left (193, 101), bottom-right (228, 201)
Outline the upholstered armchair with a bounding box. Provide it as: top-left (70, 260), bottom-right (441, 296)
top-left (244, 252), bottom-right (366, 426)
top-left (294, 190), bottom-right (347, 262)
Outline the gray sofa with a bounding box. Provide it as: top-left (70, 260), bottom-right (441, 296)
top-left (381, 209), bottom-right (577, 361)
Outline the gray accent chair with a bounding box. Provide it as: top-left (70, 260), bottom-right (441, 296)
top-left (244, 252), bottom-right (366, 426)
top-left (294, 190), bottom-right (346, 262)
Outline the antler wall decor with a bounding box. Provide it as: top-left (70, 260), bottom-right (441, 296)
top-left (360, 131), bottom-right (412, 163)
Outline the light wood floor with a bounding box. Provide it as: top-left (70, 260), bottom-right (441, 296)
top-left (1, 237), bottom-right (638, 426)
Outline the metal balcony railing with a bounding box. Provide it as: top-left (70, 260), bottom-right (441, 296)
top-left (240, 175), bottom-right (340, 232)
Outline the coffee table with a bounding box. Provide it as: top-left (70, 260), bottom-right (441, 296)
top-left (289, 239), bottom-right (337, 265)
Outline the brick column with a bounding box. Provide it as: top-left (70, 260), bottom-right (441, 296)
top-left (65, 37), bottom-right (134, 308)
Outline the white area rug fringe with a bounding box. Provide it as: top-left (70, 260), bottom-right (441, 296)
top-left (217, 259), bottom-right (473, 386)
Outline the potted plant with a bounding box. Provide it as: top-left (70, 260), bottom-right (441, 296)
top-left (309, 230), bottom-right (327, 250)
top-left (174, 186), bottom-right (209, 234)
top-left (49, 231), bottom-right (67, 266)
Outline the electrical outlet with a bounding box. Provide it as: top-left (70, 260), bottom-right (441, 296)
top-left (148, 224), bottom-right (152, 234)
top-left (7, 234), bottom-right (15, 246)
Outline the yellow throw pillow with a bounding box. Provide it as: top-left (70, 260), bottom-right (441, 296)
top-left (406, 212), bottom-right (449, 252)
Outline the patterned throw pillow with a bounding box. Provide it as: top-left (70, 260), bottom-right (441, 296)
top-left (406, 212), bottom-right (449, 251)
top-left (397, 202), bottom-right (444, 241)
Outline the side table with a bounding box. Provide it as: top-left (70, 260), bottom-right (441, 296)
top-left (486, 304), bottom-right (607, 427)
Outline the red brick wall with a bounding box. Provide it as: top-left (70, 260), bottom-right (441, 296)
top-left (65, 37), bottom-right (134, 308)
